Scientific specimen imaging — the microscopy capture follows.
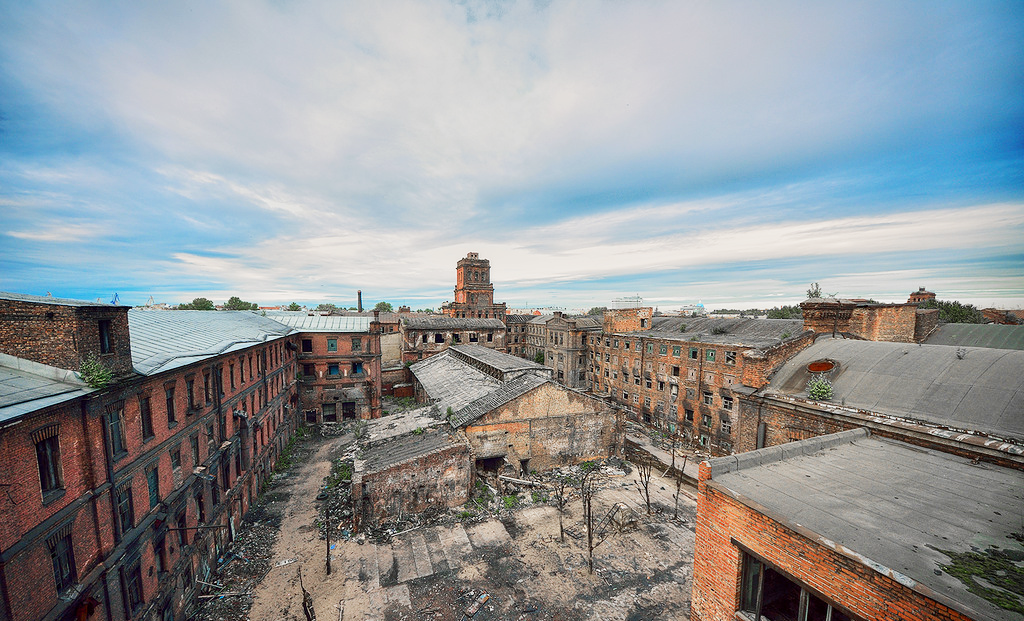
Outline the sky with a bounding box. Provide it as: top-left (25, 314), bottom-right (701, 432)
top-left (1, 1), bottom-right (1022, 312)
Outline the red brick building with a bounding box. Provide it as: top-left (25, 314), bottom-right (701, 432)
top-left (441, 253), bottom-right (507, 320)
top-left (400, 316), bottom-right (507, 364)
top-left (267, 312), bottom-right (383, 421)
top-left (0, 292), bottom-right (302, 621)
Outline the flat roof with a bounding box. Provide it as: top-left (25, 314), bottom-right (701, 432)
top-left (359, 427), bottom-right (463, 473)
top-left (263, 311), bottom-right (371, 333)
top-left (767, 338), bottom-right (1024, 441)
top-left (616, 316), bottom-right (803, 348)
top-left (448, 344), bottom-right (549, 375)
top-left (0, 291), bottom-right (129, 308)
top-left (128, 309), bottom-right (295, 375)
top-left (0, 354), bottom-right (92, 424)
top-left (709, 433), bottom-right (1024, 621)
top-left (403, 316), bottom-right (505, 330)
top-left (924, 323), bottom-right (1024, 351)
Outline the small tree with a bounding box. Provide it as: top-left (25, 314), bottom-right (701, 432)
top-left (587, 306), bottom-right (607, 316)
top-left (373, 301), bottom-right (394, 312)
top-left (533, 352), bottom-right (545, 364)
top-left (287, 302), bottom-right (302, 311)
top-left (552, 475), bottom-right (573, 542)
top-left (579, 463), bottom-right (599, 574)
top-left (317, 303), bottom-right (338, 313)
top-left (634, 460), bottom-right (653, 515)
top-left (79, 354), bottom-right (114, 388)
top-left (225, 295), bottom-right (259, 310)
top-left (806, 282), bottom-right (823, 298)
top-left (178, 297), bottom-right (214, 310)
top-left (807, 374), bottom-right (834, 400)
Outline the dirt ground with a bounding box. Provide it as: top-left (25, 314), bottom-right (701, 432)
top-left (194, 426), bottom-right (698, 621)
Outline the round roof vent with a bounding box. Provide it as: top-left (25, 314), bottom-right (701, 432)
top-left (807, 360), bottom-right (835, 373)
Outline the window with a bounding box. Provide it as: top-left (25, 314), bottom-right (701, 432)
top-left (624, 340), bottom-right (630, 350)
top-left (723, 396), bottom-right (734, 410)
top-left (740, 552), bottom-right (855, 621)
top-left (124, 561), bottom-right (143, 614)
top-left (195, 490), bottom-right (206, 523)
top-left (453, 333), bottom-right (462, 343)
top-left (640, 318), bottom-right (648, 328)
top-left (699, 434), bottom-right (709, 446)
top-left (116, 479), bottom-right (134, 534)
top-left (48, 528), bottom-right (76, 593)
top-left (659, 344), bottom-right (667, 355)
top-left (186, 378), bottom-right (196, 411)
top-left (34, 426), bottom-right (63, 495)
top-left (140, 396), bottom-right (154, 440)
top-left (98, 319), bottom-right (113, 354)
top-left (689, 347), bottom-right (699, 360)
top-left (647, 343), bottom-right (654, 354)
top-left (685, 409), bottom-right (694, 422)
top-left (614, 339), bottom-right (619, 348)
top-left (239, 357), bottom-right (245, 383)
top-left (109, 407), bottom-right (126, 456)
top-left (229, 364), bottom-right (235, 389)
top-left (434, 333), bottom-right (445, 344)
top-left (176, 511), bottom-right (188, 546)
top-left (672, 366), bottom-right (680, 377)
top-left (351, 337), bottom-right (362, 351)
top-left (487, 332), bottom-right (493, 342)
top-left (722, 418), bottom-right (732, 435)
top-left (190, 434), bottom-right (199, 466)
top-left (171, 448), bottom-right (181, 471)
top-left (702, 413), bottom-right (712, 427)
top-left (726, 350), bottom-right (737, 365)
top-left (672, 345), bottom-right (681, 357)
top-left (469, 332), bottom-right (479, 342)
top-left (165, 384), bottom-right (176, 424)
top-left (352, 362), bottom-right (364, 375)
top-left (301, 339), bottom-right (313, 353)
top-left (154, 536), bottom-right (167, 575)
top-left (706, 349), bottom-right (716, 362)
top-left (147, 465), bottom-right (160, 508)
top-left (328, 364), bottom-right (340, 377)
top-left (303, 363), bottom-right (314, 377)
top-left (203, 373), bottom-right (211, 404)
top-left (622, 391), bottom-right (629, 400)
top-left (703, 391), bottom-right (714, 406)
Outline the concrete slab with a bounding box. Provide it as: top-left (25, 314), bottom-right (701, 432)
top-left (409, 533), bottom-right (433, 579)
top-left (465, 520), bottom-right (511, 548)
top-left (383, 583), bottom-right (411, 608)
top-left (392, 539), bottom-right (419, 583)
top-left (437, 523), bottom-right (474, 567)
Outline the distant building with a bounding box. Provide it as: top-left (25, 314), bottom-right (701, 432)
top-left (400, 316), bottom-right (507, 364)
top-left (908, 286), bottom-right (936, 304)
top-left (524, 312), bottom-right (602, 390)
top-left (442, 252), bottom-right (507, 320)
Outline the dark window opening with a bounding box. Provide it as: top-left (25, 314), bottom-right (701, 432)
top-left (116, 480), bottom-right (134, 534)
top-left (322, 403), bottom-right (337, 422)
top-left (147, 466), bottom-right (160, 508)
top-left (351, 338), bottom-right (362, 351)
top-left (49, 532), bottom-right (76, 594)
top-left (435, 333), bottom-right (445, 344)
top-left (165, 385), bottom-right (176, 424)
top-left (476, 456), bottom-right (503, 472)
top-left (342, 402), bottom-right (357, 420)
top-left (140, 396), bottom-right (154, 440)
top-left (301, 339), bottom-right (313, 353)
top-left (99, 320), bottom-right (112, 354)
top-left (352, 362), bottom-right (364, 375)
top-left (36, 434), bottom-right (63, 494)
top-left (109, 409), bottom-right (126, 456)
top-left (124, 562), bottom-right (143, 615)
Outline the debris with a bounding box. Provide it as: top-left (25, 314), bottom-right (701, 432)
top-left (465, 592), bottom-right (490, 617)
top-left (274, 558), bottom-right (297, 568)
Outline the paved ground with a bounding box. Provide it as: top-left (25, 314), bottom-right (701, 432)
top-left (228, 430), bottom-right (698, 621)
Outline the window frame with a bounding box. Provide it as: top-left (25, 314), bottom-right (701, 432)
top-left (327, 338), bottom-right (337, 352)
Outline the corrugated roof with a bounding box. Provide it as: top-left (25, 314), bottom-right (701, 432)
top-left (0, 290), bottom-right (128, 308)
top-left (528, 314), bottom-right (555, 325)
top-left (360, 427), bottom-right (463, 473)
top-left (924, 323), bottom-right (1024, 351)
top-left (409, 353), bottom-right (501, 413)
top-left (128, 310), bottom-right (294, 376)
top-left (448, 344), bottom-right (548, 375)
top-left (767, 338), bottom-right (1024, 441)
top-left (449, 374), bottom-right (548, 427)
top-left (0, 354), bottom-right (93, 424)
top-left (263, 311), bottom-right (371, 333)
top-left (402, 316), bottom-right (505, 330)
top-left (711, 434), bottom-right (1024, 621)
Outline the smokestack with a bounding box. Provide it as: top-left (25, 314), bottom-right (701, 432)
top-left (357, 290), bottom-right (363, 313)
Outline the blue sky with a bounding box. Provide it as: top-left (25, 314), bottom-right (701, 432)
top-left (1, 1), bottom-right (1022, 312)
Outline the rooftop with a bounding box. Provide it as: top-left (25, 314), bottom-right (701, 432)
top-left (128, 309), bottom-right (295, 375)
top-left (409, 352), bottom-right (502, 413)
top-left (448, 373), bottom-right (548, 427)
top-left (0, 290), bottom-right (128, 308)
top-left (263, 311), bottom-right (371, 333)
top-left (0, 354), bottom-right (92, 425)
top-left (448, 344), bottom-right (549, 377)
top-left (767, 338), bottom-right (1024, 441)
top-left (611, 316), bottom-right (804, 348)
top-left (924, 322), bottom-right (1024, 351)
top-left (359, 427), bottom-right (465, 473)
top-left (402, 316), bottom-right (506, 330)
top-left (709, 430), bottom-right (1024, 621)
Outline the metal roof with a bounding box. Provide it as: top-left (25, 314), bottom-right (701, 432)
top-left (409, 353), bottom-right (502, 414)
top-left (767, 338), bottom-right (1024, 441)
top-left (0, 354), bottom-right (92, 424)
top-left (924, 323), bottom-right (1024, 350)
top-left (402, 316), bottom-right (506, 330)
top-left (262, 311), bottom-right (371, 333)
top-left (0, 290), bottom-right (128, 308)
top-left (359, 427), bottom-right (465, 474)
top-left (710, 432), bottom-right (1024, 621)
top-left (448, 373), bottom-right (548, 427)
top-left (448, 344), bottom-right (549, 376)
top-left (128, 310), bottom-right (294, 376)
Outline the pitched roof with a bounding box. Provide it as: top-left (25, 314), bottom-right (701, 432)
top-left (624, 316), bottom-right (803, 348)
top-left (448, 344), bottom-right (548, 377)
top-left (128, 310), bottom-right (294, 375)
top-left (448, 373), bottom-right (548, 427)
top-left (402, 316), bottom-right (505, 330)
top-left (409, 352), bottom-right (502, 413)
top-left (0, 354), bottom-right (93, 424)
top-left (0, 291), bottom-right (128, 308)
top-left (359, 427), bottom-right (465, 474)
top-left (767, 338), bottom-right (1024, 441)
top-left (924, 322), bottom-right (1024, 351)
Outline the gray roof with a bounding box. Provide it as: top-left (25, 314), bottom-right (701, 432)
top-left (767, 338), bottom-right (1024, 441)
top-left (924, 323), bottom-right (1024, 350)
top-left (709, 432), bottom-right (1024, 621)
top-left (528, 314), bottom-right (555, 325)
top-left (402, 316), bottom-right (505, 330)
top-left (262, 311), bottom-right (371, 333)
top-left (505, 314), bottom-right (535, 324)
top-left (359, 427), bottom-right (464, 474)
top-left (635, 316), bottom-right (803, 348)
top-left (448, 344), bottom-right (549, 376)
top-left (0, 354), bottom-right (92, 424)
top-left (448, 373), bottom-right (548, 427)
top-left (0, 291), bottom-right (128, 308)
top-left (128, 310), bottom-right (294, 375)
top-left (409, 352), bottom-right (502, 413)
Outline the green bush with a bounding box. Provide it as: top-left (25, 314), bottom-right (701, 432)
top-left (807, 374), bottom-right (834, 400)
top-left (79, 355), bottom-right (114, 389)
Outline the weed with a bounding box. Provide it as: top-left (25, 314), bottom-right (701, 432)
top-left (807, 374), bottom-right (834, 400)
top-left (79, 354), bottom-right (114, 389)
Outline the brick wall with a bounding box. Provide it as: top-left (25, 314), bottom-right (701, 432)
top-left (739, 331), bottom-right (816, 389)
top-left (801, 300), bottom-right (924, 343)
top-left (602, 307), bottom-right (653, 334)
top-left (464, 382), bottom-right (619, 471)
top-left (355, 441), bottom-right (471, 522)
top-left (914, 308), bottom-right (940, 341)
top-left (692, 463), bottom-right (973, 621)
top-left (0, 299), bottom-right (132, 375)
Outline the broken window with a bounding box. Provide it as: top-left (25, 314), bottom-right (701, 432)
top-left (453, 333), bottom-right (462, 343)
top-left (703, 391), bottom-right (714, 406)
top-left (672, 366), bottom-right (680, 376)
top-left (740, 552), bottom-right (853, 621)
top-left (689, 347), bottom-right (699, 360)
top-left (301, 339), bottom-right (313, 353)
top-left (726, 350), bottom-right (737, 364)
top-left (99, 319), bottom-right (113, 354)
top-left (469, 332), bottom-right (478, 342)
top-left (721, 417), bottom-right (732, 435)
top-left (701, 413), bottom-right (712, 427)
top-left (723, 396), bottom-right (734, 410)
top-left (352, 337), bottom-right (362, 351)
top-left (706, 349), bottom-right (716, 362)
top-left (435, 333), bottom-right (445, 344)
top-left (303, 364), bottom-right (314, 377)
top-left (352, 362), bottom-right (364, 375)
top-left (685, 409), bottom-right (694, 422)
top-left (322, 403), bottom-right (337, 422)
top-left (487, 332), bottom-right (493, 342)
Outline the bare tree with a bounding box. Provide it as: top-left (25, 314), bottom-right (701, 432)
top-left (579, 462), bottom-right (599, 574)
top-left (553, 475), bottom-right (572, 542)
top-left (634, 459), bottom-right (653, 515)
top-left (672, 456), bottom-right (688, 520)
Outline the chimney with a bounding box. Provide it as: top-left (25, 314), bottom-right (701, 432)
top-left (357, 290), bottom-right (363, 313)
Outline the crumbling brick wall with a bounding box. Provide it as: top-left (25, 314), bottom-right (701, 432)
top-left (602, 307), bottom-right (653, 334)
top-left (692, 461), bottom-right (973, 621)
top-left (739, 331), bottom-right (816, 389)
top-left (801, 300), bottom-right (922, 343)
top-left (355, 442), bottom-right (471, 523)
top-left (914, 308), bottom-right (940, 341)
top-left (464, 382), bottom-right (619, 471)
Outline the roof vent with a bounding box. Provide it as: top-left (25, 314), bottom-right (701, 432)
top-left (806, 360), bottom-right (835, 373)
